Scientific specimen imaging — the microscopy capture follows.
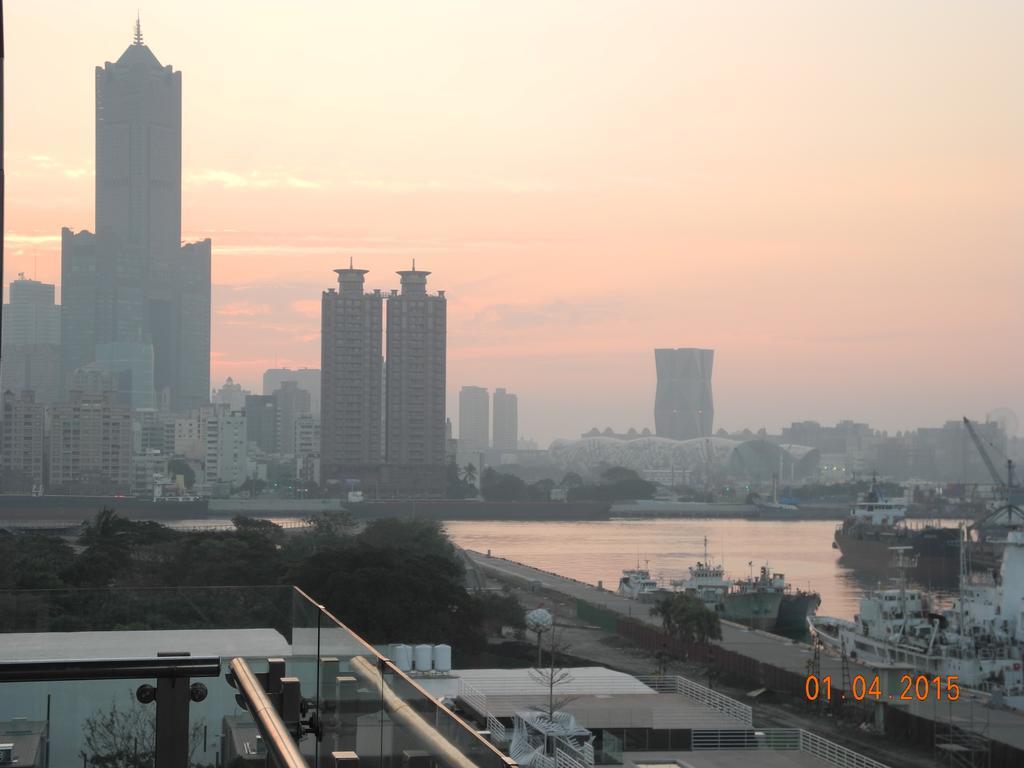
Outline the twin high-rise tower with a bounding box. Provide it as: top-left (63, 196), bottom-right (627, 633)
top-left (321, 266), bottom-right (447, 497)
top-left (61, 23), bottom-right (211, 413)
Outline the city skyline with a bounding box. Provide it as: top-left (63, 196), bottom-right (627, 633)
top-left (3, 3), bottom-right (1022, 443)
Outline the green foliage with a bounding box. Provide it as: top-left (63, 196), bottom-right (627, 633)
top-left (446, 460), bottom-right (478, 499)
top-left (294, 544), bottom-right (484, 649)
top-left (650, 593), bottom-right (722, 645)
top-left (0, 530), bottom-right (76, 589)
top-left (475, 589), bottom-right (526, 635)
top-left (567, 466), bottom-right (657, 502)
top-left (1, 508), bottom-right (490, 655)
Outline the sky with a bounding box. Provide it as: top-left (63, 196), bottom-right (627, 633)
top-left (4, 1), bottom-right (1023, 445)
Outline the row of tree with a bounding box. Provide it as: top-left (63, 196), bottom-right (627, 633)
top-left (0, 511), bottom-right (524, 654)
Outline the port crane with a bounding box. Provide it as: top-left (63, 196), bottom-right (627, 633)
top-left (963, 416), bottom-right (1023, 529)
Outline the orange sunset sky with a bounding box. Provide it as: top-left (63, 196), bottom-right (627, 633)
top-left (4, 1), bottom-right (1022, 444)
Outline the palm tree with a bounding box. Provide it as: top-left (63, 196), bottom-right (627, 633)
top-left (461, 463), bottom-right (478, 485)
top-left (649, 596), bottom-right (677, 635)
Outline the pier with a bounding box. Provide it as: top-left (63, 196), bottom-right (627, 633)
top-left (466, 549), bottom-right (1024, 768)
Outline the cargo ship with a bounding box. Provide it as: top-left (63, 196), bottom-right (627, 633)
top-left (832, 480), bottom-right (961, 586)
top-left (670, 539), bottom-right (783, 631)
top-left (732, 564), bottom-right (821, 637)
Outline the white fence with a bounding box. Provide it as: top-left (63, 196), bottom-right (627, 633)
top-left (458, 678), bottom-right (488, 716)
top-left (692, 728), bottom-right (890, 768)
top-left (798, 730), bottom-right (891, 768)
top-left (638, 675), bottom-right (753, 725)
top-left (486, 714), bottom-right (508, 747)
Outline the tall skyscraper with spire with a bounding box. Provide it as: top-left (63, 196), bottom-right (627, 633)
top-left (61, 19), bottom-right (211, 412)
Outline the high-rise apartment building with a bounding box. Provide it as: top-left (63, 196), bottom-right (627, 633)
top-left (61, 23), bottom-right (211, 413)
top-left (385, 268), bottom-right (447, 485)
top-left (654, 348), bottom-right (714, 441)
top-left (204, 404), bottom-right (247, 487)
top-left (263, 368), bottom-right (321, 417)
top-left (492, 388), bottom-right (519, 451)
top-left (1, 276), bottom-right (62, 404)
top-left (49, 390), bottom-right (133, 494)
top-left (459, 386), bottom-right (489, 453)
top-left (320, 268), bottom-right (383, 479)
top-left (0, 390), bottom-right (46, 491)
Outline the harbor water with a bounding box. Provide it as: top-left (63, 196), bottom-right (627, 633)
top-left (445, 518), bottom-right (960, 621)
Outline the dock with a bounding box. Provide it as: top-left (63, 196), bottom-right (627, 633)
top-left (466, 549), bottom-right (1024, 766)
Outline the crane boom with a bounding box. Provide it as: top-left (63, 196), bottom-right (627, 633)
top-left (963, 417), bottom-right (1006, 490)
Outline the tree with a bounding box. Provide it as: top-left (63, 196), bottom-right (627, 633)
top-left (650, 593), bottom-right (722, 653)
top-left (529, 626), bottom-right (578, 718)
top-left (461, 462), bottom-right (478, 485)
top-left (476, 590), bottom-right (526, 637)
top-left (80, 694), bottom-right (206, 768)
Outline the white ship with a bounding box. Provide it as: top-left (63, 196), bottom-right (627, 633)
top-left (617, 566), bottom-right (660, 599)
top-left (810, 531), bottom-right (1024, 704)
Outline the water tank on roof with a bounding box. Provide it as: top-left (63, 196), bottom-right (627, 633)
top-left (393, 644), bottom-right (412, 672)
top-left (414, 644), bottom-right (433, 672)
top-left (433, 644), bottom-right (452, 673)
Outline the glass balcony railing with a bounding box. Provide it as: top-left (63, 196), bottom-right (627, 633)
top-left (0, 586), bottom-right (516, 768)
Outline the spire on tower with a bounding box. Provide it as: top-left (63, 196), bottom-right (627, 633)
top-left (134, 13), bottom-right (144, 46)
top-left (349, 256), bottom-right (353, 269)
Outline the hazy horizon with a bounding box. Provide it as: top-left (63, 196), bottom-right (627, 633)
top-left (4, 1), bottom-right (1022, 444)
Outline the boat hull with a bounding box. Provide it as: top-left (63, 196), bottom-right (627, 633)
top-left (834, 526), bottom-right (961, 586)
top-left (722, 591), bottom-right (783, 631)
top-left (775, 592), bottom-right (820, 637)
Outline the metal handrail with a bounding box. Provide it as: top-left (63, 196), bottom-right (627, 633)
top-left (350, 655), bottom-right (496, 768)
top-left (0, 655), bottom-right (220, 682)
top-left (229, 657), bottom-right (307, 768)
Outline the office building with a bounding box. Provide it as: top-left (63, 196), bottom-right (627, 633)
top-left (385, 266), bottom-right (447, 494)
top-left (459, 386), bottom-right (489, 453)
top-left (492, 387), bottom-right (518, 451)
top-left (60, 23), bottom-right (211, 413)
top-left (204, 404), bottom-right (247, 488)
top-left (263, 367), bottom-right (321, 416)
top-left (1, 276), bottom-right (62, 404)
top-left (320, 267), bottom-right (383, 479)
top-left (92, 341), bottom-right (156, 409)
top-left (272, 380), bottom-right (311, 455)
top-left (654, 347), bottom-right (714, 441)
top-left (49, 390), bottom-right (133, 494)
top-left (2, 276), bottom-right (60, 347)
top-left (0, 390), bottom-right (46, 491)
top-left (244, 395), bottom-right (277, 455)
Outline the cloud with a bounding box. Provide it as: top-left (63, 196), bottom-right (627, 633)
top-left (4, 233), bottom-right (61, 245)
top-left (468, 298), bottom-right (625, 330)
top-left (26, 154), bottom-right (89, 179)
top-left (185, 168), bottom-right (325, 190)
top-left (216, 301), bottom-right (273, 317)
top-left (290, 299), bottom-right (321, 318)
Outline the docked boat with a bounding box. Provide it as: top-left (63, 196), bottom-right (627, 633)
top-left (617, 566), bottom-right (661, 600)
top-left (833, 478), bottom-right (961, 586)
top-left (670, 540), bottom-right (783, 631)
top-left (732, 564), bottom-right (821, 637)
top-left (810, 534), bottom-right (1024, 705)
